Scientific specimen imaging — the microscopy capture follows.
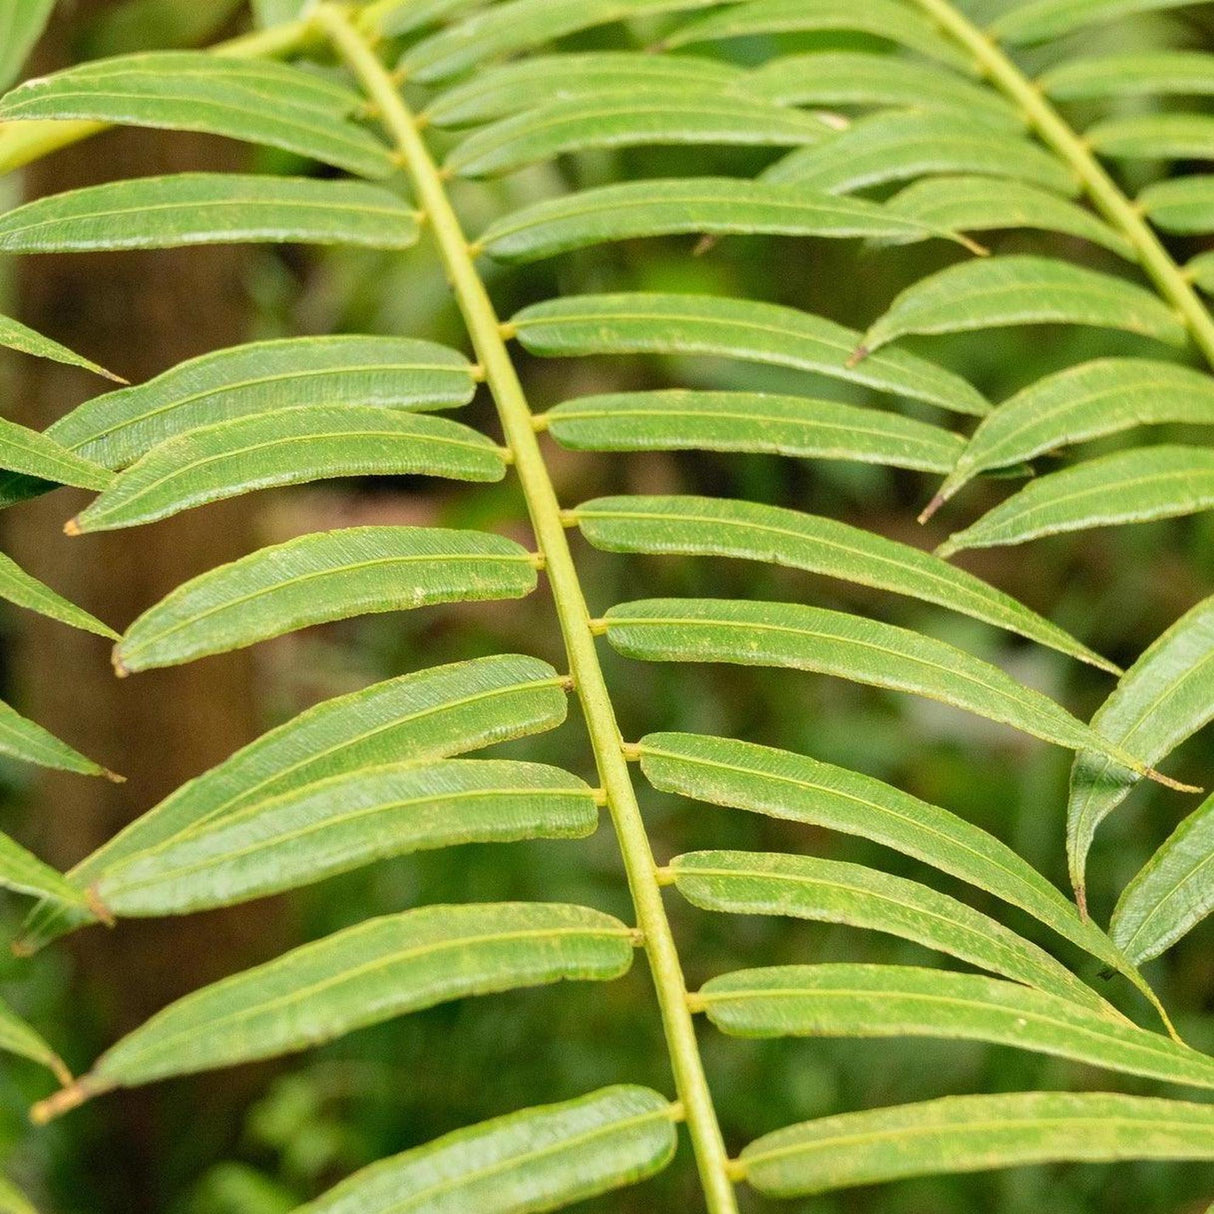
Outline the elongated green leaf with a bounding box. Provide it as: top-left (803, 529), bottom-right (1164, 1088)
top-left (511, 294), bottom-right (990, 416)
top-left (740, 1092), bottom-right (1214, 1197)
top-left (1068, 593), bottom-right (1214, 903)
top-left (698, 964), bottom-right (1214, 1088)
top-left (1185, 250), bottom-right (1214, 295)
top-left (69, 407), bottom-right (505, 532)
top-left (0, 1173), bottom-right (37, 1214)
top-left (86, 0), bottom-right (246, 56)
top-left (297, 1085), bottom-right (677, 1214)
top-left (546, 393), bottom-right (966, 473)
top-left (762, 112), bottom-right (1079, 198)
top-left (0, 831), bottom-right (88, 908)
top-left (992, 0), bottom-right (1197, 43)
top-left (1112, 792), bottom-right (1214, 963)
top-left (0, 53), bottom-right (394, 179)
top-left (1041, 51), bottom-right (1214, 99)
top-left (1139, 176), bottom-right (1214, 233)
top-left (114, 526), bottom-right (537, 673)
top-left (670, 851), bottom-right (1108, 1010)
top-left (666, 0), bottom-right (973, 69)
top-left (52, 902), bottom-right (634, 1098)
top-left (0, 699), bottom-right (114, 779)
top-left (0, 314), bottom-right (122, 382)
top-left (885, 176), bottom-right (1132, 257)
top-left (0, 175), bottom-right (420, 253)
top-left (606, 599), bottom-right (1152, 773)
top-left (1088, 113), bottom-right (1214, 161)
top-left (95, 760), bottom-right (598, 917)
top-left (368, 0), bottom-right (488, 37)
top-left (44, 335), bottom-right (476, 474)
top-left (0, 551), bottom-right (117, 638)
top-left (18, 654), bottom-right (568, 952)
top-left (744, 52), bottom-right (1021, 129)
top-left (400, 0), bottom-right (720, 81)
top-left (478, 178), bottom-right (973, 263)
top-left (423, 51), bottom-right (744, 127)
top-left (0, 417), bottom-right (111, 490)
top-left (857, 256), bottom-right (1187, 357)
top-left (577, 495), bottom-right (1115, 670)
top-left (445, 95), bottom-right (830, 179)
top-left (938, 445), bottom-right (1214, 556)
top-left (637, 732), bottom-right (1128, 972)
top-left (0, 0), bottom-right (55, 91)
top-left (0, 996), bottom-right (68, 1083)
top-left (937, 359), bottom-right (1214, 506)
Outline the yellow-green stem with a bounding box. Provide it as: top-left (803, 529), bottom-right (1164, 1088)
top-left (315, 8), bottom-right (740, 1211)
top-left (911, 0), bottom-right (1214, 370)
top-left (912, 0), bottom-right (1188, 1043)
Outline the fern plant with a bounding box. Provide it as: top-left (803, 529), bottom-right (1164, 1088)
top-left (0, 0), bottom-right (1211, 1209)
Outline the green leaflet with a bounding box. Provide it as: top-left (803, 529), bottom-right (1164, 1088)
top-left (669, 851), bottom-right (1108, 1010)
top-left (740, 1092), bottom-right (1214, 1196)
top-left (1112, 792), bottom-right (1214, 964)
top-left (400, 0), bottom-right (721, 81)
top-left (0, 831), bottom-right (89, 908)
top-left (18, 654), bottom-right (568, 952)
top-left (884, 176), bottom-right (1133, 258)
top-left (478, 179), bottom-right (975, 263)
top-left (938, 445), bottom-right (1214, 556)
top-left (992, 0), bottom-right (1199, 44)
top-left (423, 52), bottom-right (744, 127)
top-left (367, 0), bottom-right (487, 37)
top-left (297, 1085), bottom-right (677, 1214)
top-left (511, 294), bottom-right (990, 416)
top-left (40, 335), bottom-right (476, 474)
top-left (0, 552), bottom-right (118, 638)
top-left (445, 94), bottom-right (830, 179)
top-left (1140, 176), bottom-right (1214, 234)
top-left (1067, 593), bottom-right (1214, 903)
top-left (761, 112), bottom-right (1079, 198)
top-left (0, 1173), bottom-right (37, 1214)
top-left (665, 0), bottom-right (973, 70)
top-left (0, 314), bottom-right (122, 383)
top-left (572, 494), bottom-right (1116, 671)
top-left (1087, 114), bottom-right (1214, 161)
top-left (0, 996), bottom-right (68, 1083)
top-left (86, 0), bottom-right (247, 56)
top-left (1186, 251), bottom-right (1214, 295)
top-left (744, 52), bottom-right (1022, 129)
top-left (1041, 51), bottom-right (1214, 99)
top-left (0, 0), bottom-right (55, 91)
top-left (936, 358), bottom-right (1214, 505)
top-left (69, 406), bottom-right (506, 532)
top-left (57, 902), bottom-right (635, 1095)
top-left (697, 964), bottom-right (1214, 1089)
top-left (858, 256), bottom-right (1187, 357)
top-left (546, 392), bottom-right (966, 473)
top-left (637, 732), bottom-right (1128, 971)
top-left (113, 526), bottom-right (538, 673)
top-left (605, 599), bottom-right (1151, 772)
top-left (0, 175), bottom-right (421, 252)
top-left (94, 760), bottom-right (599, 917)
top-left (0, 699), bottom-right (114, 779)
top-left (0, 417), bottom-right (112, 491)
top-left (0, 53), bottom-right (394, 179)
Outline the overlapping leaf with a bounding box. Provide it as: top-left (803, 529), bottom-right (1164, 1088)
top-left (991, 0), bottom-right (1197, 44)
top-left (740, 1092), bottom-right (1214, 1196)
top-left (0, 175), bottom-right (421, 252)
top-left (68, 406), bottom-right (505, 531)
top-left (113, 526), bottom-right (538, 673)
top-left (669, 851), bottom-right (1108, 1009)
top-left (1041, 52), bottom-right (1214, 99)
top-left (297, 1085), bottom-right (677, 1214)
top-left (546, 393), bottom-right (966, 472)
top-left (572, 494), bottom-right (1116, 670)
top-left (511, 294), bottom-right (990, 415)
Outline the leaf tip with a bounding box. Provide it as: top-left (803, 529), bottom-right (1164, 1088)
top-left (917, 493), bottom-right (946, 525)
top-left (845, 344), bottom-right (869, 368)
top-left (30, 1078), bottom-right (95, 1124)
top-left (62, 517), bottom-right (82, 537)
top-left (111, 651), bottom-right (130, 679)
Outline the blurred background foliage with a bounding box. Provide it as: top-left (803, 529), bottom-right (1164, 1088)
top-left (0, 1), bottom-right (1210, 1211)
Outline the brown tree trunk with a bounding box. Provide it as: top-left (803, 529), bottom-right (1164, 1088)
top-left (3, 5), bottom-right (289, 1208)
